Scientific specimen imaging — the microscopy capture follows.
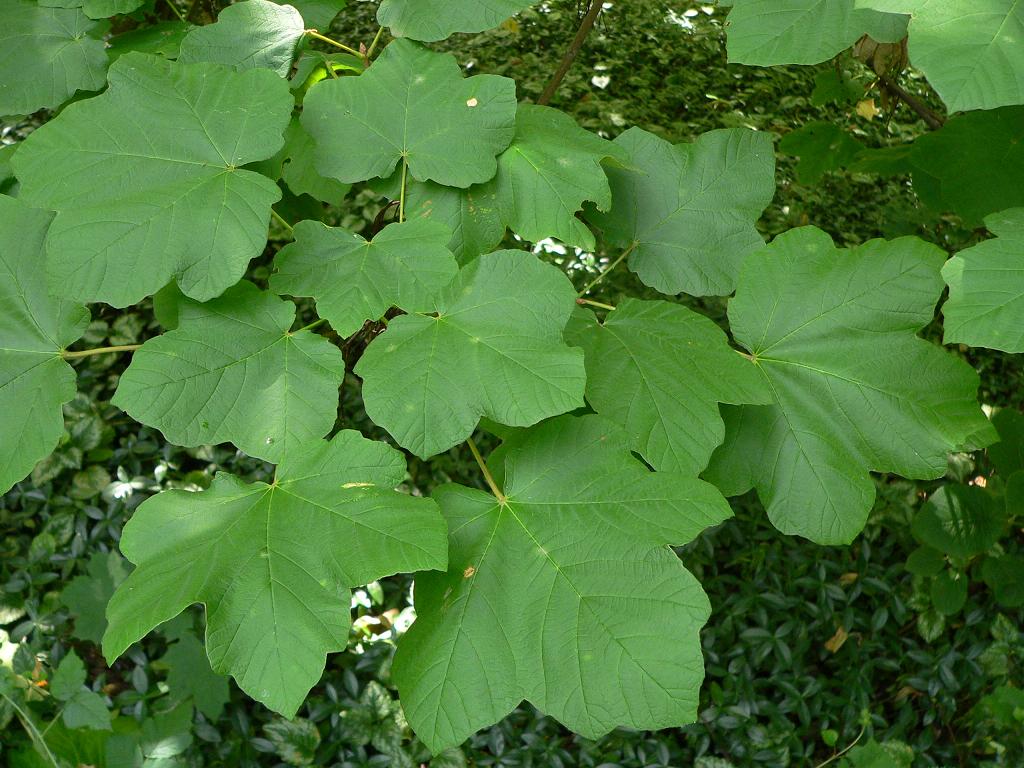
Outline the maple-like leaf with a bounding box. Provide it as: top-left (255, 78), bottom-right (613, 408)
top-left (104, 432), bottom-right (448, 717)
top-left (394, 415), bottom-right (731, 752)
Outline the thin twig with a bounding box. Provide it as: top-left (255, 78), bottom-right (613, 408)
top-left (163, 0), bottom-right (186, 22)
top-left (366, 26), bottom-right (386, 60)
top-left (467, 437), bottom-right (507, 504)
top-left (62, 345), bottom-right (141, 360)
top-left (538, 0), bottom-right (605, 106)
top-left (812, 723), bottom-right (867, 768)
top-left (877, 75), bottom-right (944, 130)
top-left (578, 242), bottom-right (636, 297)
top-left (0, 689), bottom-right (59, 768)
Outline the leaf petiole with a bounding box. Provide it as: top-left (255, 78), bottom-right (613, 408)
top-left (576, 297), bottom-right (615, 311)
top-left (305, 30), bottom-right (363, 59)
top-left (62, 345), bottom-right (141, 360)
top-left (467, 436), bottom-right (507, 504)
top-left (578, 242), bottom-right (637, 297)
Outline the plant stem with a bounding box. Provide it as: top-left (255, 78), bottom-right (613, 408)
top-left (578, 242), bottom-right (636, 297)
top-left (812, 723), bottom-right (867, 768)
top-left (398, 155), bottom-right (409, 223)
top-left (297, 318), bottom-right (327, 333)
top-left (62, 345), bottom-right (141, 360)
top-left (576, 297), bottom-right (616, 311)
top-left (163, 0), bottom-right (186, 22)
top-left (537, 0), bottom-right (605, 106)
top-left (306, 30), bottom-right (363, 58)
top-left (877, 75), bottom-right (944, 130)
top-left (0, 689), bottom-right (59, 768)
top-left (270, 208), bottom-right (294, 234)
top-left (366, 26), bottom-right (386, 59)
top-left (467, 436), bottom-right (507, 504)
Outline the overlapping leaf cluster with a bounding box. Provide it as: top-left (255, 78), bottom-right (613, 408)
top-left (0, 0), bottom-right (1020, 754)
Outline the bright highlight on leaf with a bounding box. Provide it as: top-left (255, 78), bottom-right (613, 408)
top-left (856, 0), bottom-right (1024, 112)
top-left (272, 219), bottom-right (458, 337)
top-left (0, 2), bottom-right (109, 117)
top-left (302, 38), bottom-right (517, 187)
top-left (586, 127), bottom-right (775, 297)
top-left (0, 196), bottom-right (89, 495)
top-left (942, 209), bottom-right (1024, 353)
top-left (393, 415), bottom-right (732, 752)
top-left (356, 250), bottom-right (586, 458)
top-left (112, 281), bottom-right (346, 464)
top-left (377, 0), bottom-right (536, 41)
top-left (178, 0), bottom-right (306, 77)
top-left (12, 53), bottom-right (293, 307)
top-left (566, 299), bottom-right (771, 475)
top-left (705, 227), bottom-right (994, 544)
top-left (103, 432), bottom-right (448, 717)
top-left (492, 104), bottom-right (627, 250)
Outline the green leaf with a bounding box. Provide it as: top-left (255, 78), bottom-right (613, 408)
top-left (356, 250), bottom-right (585, 458)
top-left (108, 21), bottom-right (191, 63)
top-left (930, 569), bottom-right (967, 615)
top-left (0, 3), bottom-right (108, 116)
top-left (912, 484), bottom-right (1004, 558)
top-left (178, 0), bottom-right (305, 77)
top-left (989, 409), bottom-right (1024, 477)
top-left (981, 555), bottom-right (1024, 608)
top-left (565, 299), bottom-right (770, 474)
top-left (585, 127), bottom-right (775, 297)
top-left (61, 550), bottom-right (131, 644)
top-left (52, 651), bottom-right (111, 731)
top-left (112, 280), bottom-right (346, 464)
top-left (705, 227), bottom-right (993, 544)
top-left (271, 218), bottom-right (459, 337)
top-left (12, 53), bottom-right (293, 307)
top-left (857, 0), bottom-right (1024, 111)
top-left (393, 415), bottom-right (731, 752)
top-left (724, 0), bottom-right (907, 66)
top-left (264, 717), bottom-right (322, 766)
top-left (0, 196), bottom-right (89, 495)
top-left (905, 546), bottom-right (945, 577)
top-left (301, 39), bottom-right (517, 187)
top-left (377, 0), bottom-right (534, 41)
top-left (778, 121), bottom-right (864, 184)
top-left (399, 180), bottom-right (505, 264)
top-left (162, 631), bottom-right (230, 719)
top-left (910, 107), bottom-right (1024, 227)
top-left (840, 739), bottom-right (903, 768)
top-left (42, 0), bottom-right (147, 18)
top-left (103, 432), bottom-right (448, 717)
top-left (942, 208), bottom-right (1024, 353)
top-left (491, 104), bottom-right (626, 250)
top-left (279, 117), bottom-right (352, 203)
top-left (286, 0), bottom-right (346, 30)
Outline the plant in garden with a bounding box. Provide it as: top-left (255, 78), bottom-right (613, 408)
top-left (1, 0), bottom-right (1022, 758)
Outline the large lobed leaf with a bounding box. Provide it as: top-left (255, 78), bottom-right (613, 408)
top-left (942, 208), bottom-right (1024, 353)
top-left (0, 196), bottom-right (90, 494)
top-left (302, 39), bottom-right (517, 187)
top-left (271, 218), bottom-right (459, 337)
top-left (566, 299), bottom-right (770, 475)
top-left (178, 0), bottom-right (306, 77)
top-left (104, 433), bottom-right (448, 717)
top-left (0, 2), bottom-right (109, 116)
top-left (112, 281), bottom-right (346, 464)
top-left (856, 0), bottom-right (1024, 112)
top-left (12, 53), bottom-right (293, 307)
top-left (585, 127), bottom-right (775, 297)
top-left (724, 0), bottom-right (907, 66)
top-left (705, 227), bottom-right (993, 544)
top-left (356, 249), bottom-right (586, 458)
top-left (394, 415), bottom-right (732, 752)
top-left (377, 0), bottom-right (536, 42)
